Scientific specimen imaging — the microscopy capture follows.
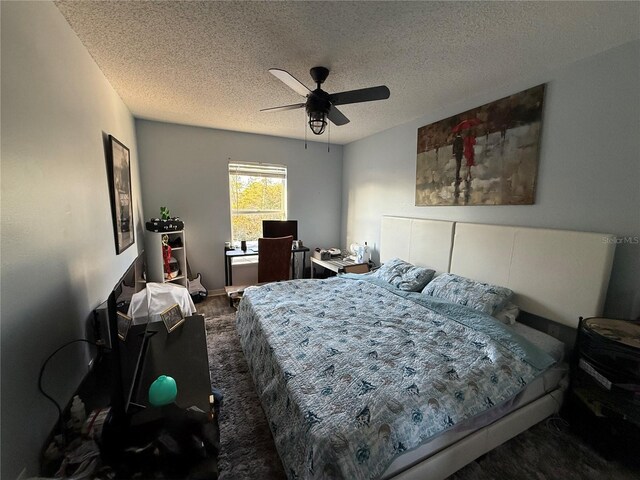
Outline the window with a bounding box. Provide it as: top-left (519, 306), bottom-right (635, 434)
top-left (228, 162), bottom-right (287, 243)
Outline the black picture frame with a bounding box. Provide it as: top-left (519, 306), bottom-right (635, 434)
top-left (108, 135), bottom-right (134, 254)
top-left (160, 303), bottom-right (185, 333)
top-left (116, 311), bottom-right (132, 341)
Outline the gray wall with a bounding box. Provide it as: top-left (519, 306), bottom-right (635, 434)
top-left (341, 40), bottom-right (640, 319)
top-left (1, 3), bottom-right (144, 477)
top-left (135, 120), bottom-right (343, 290)
top-left (1, 5), bottom-right (636, 476)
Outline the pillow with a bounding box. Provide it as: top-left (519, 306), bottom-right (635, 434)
top-left (493, 302), bottom-right (520, 325)
top-left (421, 273), bottom-right (513, 315)
top-left (371, 257), bottom-right (435, 292)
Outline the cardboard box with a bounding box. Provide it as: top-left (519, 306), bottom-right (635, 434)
top-left (312, 249), bottom-right (331, 261)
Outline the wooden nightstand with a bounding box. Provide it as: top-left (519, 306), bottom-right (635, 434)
top-left (565, 317), bottom-right (640, 465)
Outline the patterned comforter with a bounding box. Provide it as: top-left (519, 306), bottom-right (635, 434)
top-left (236, 276), bottom-right (555, 480)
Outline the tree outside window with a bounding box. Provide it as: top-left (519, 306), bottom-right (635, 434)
top-left (229, 162), bottom-right (287, 243)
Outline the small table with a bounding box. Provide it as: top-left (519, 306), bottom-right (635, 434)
top-left (224, 246), bottom-right (309, 286)
top-left (310, 256), bottom-right (369, 277)
top-left (566, 316), bottom-right (640, 463)
top-left (133, 316), bottom-right (213, 415)
top-left (75, 316), bottom-right (220, 479)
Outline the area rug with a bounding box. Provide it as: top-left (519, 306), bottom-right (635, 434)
top-left (201, 296), bottom-right (637, 480)
top-left (203, 309), bottom-right (287, 479)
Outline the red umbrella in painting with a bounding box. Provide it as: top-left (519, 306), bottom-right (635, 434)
top-left (452, 117), bottom-right (482, 133)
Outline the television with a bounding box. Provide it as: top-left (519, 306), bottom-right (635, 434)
top-left (94, 255), bottom-right (150, 424)
top-left (262, 220), bottom-right (298, 240)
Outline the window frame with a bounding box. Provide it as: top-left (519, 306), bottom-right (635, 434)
top-left (228, 161), bottom-right (288, 244)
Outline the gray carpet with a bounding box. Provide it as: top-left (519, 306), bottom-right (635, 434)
top-left (199, 296), bottom-right (637, 480)
top-left (202, 297), bottom-right (287, 480)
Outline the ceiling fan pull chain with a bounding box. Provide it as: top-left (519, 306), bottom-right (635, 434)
top-left (304, 115), bottom-right (307, 150)
top-left (328, 120), bottom-right (331, 152)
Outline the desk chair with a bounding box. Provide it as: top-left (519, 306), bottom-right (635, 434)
top-left (225, 235), bottom-right (294, 308)
top-left (258, 235), bottom-right (294, 282)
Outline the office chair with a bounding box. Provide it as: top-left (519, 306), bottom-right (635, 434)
top-left (225, 235), bottom-right (294, 308)
top-left (258, 235), bottom-right (294, 283)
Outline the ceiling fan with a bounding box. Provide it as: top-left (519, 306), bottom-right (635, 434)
top-left (261, 67), bottom-right (390, 135)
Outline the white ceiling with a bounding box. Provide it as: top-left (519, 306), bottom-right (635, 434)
top-left (54, 1), bottom-right (639, 145)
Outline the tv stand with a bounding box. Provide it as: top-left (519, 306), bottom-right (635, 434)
top-left (106, 314), bottom-right (219, 478)
top-left (41, 313), bottom-right (219, 479)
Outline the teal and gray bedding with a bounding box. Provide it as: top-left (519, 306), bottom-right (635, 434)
top-left (369, 257), bottom-right (435, 292)
top-left (236, 276), bottom-right (555, 480)
top-left (381, 361), bottom-right (568, 478)
top-left (422, 273), bottom-right (513, 315)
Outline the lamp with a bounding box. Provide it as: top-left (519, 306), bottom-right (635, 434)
top-left (306, 90), bottom-right (330, 136)
top-left (308, 111), bottom-right (327, 135)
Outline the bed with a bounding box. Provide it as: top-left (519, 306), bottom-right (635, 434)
top-left (236, 218), bottom-right (616, 479)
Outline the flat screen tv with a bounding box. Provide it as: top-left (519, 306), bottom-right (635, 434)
top-left (94, 256), bottom-right (150, 424)
top-left (262, 220), bottom-right (298, 240)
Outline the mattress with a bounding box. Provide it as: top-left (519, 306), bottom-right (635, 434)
top-left (381, 321), bottom-right (568, 478)
top-left (511, 321), bottom-right (566, 363)
top-left (237, 276), bottom-right (558, 480)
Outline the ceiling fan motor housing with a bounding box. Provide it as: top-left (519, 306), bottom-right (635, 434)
top-left (306, 89), bottom-right (331, 116)
top-left (309, 66), bottom-right (330, 86)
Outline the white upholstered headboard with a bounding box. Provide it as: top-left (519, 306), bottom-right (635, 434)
top-left (380, 217), bottom-right (616, 328)
top-left (380, 217), bottom-right (454, 275)
top-left (450, 223), bottom-right (615, 327)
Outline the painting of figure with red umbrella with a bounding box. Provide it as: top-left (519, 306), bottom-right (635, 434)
top-left (416, 84), bottom-right (545, 206)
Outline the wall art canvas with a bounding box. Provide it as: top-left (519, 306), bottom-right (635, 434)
top-left (415, 84), bottom-right (545, 206)
top-left (108, 135), bottom-right (134, 254)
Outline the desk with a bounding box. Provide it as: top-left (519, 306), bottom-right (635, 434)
top-left (224, 246), bottom-right (310, 286)
top-left (123, 315), bottom-right (213, 423)
top-left (95, 316), bottom-right (219, 479)
top-left (310, 256), bottom-right (369, 277)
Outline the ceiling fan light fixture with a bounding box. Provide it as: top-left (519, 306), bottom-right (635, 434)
top-left (263, 66), bottom-right (390, 137)
top-left (308, 111), bottom-right (327, 135)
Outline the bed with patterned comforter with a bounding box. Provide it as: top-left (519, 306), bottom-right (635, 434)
top-left (236, 276), bottom-right (555, 480)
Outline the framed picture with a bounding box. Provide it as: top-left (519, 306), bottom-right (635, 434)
top-left (415, 84), bottom-right (545, 206)
top-left (108, 135), bottom-right (134, 254)
top-left (160, 303), bottom-right (185, 333)
top-left (117, 311), bottom-right (132, 341)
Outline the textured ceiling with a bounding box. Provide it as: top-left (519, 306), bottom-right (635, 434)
top-left (54, 1), bottom-right (639, 145)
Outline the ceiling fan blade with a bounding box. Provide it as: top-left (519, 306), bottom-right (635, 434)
top-left (327, 105), bottom-right (350, 126)
top-left (260, 103), bottom-right (306, 113)
top-left (269, 69), bottom-right (310, 97)
top-left (329, 85), bottom-right (390, 106)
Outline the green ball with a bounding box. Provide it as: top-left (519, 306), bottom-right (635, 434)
top-left (148, 375), bottom-right (177, 406)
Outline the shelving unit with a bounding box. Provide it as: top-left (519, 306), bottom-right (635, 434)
top-left (565, 317), bottom-right (640, 464)
top-left (146, 230), bottom-right (188, 287)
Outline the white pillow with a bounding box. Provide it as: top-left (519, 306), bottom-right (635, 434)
top-left (494, 302), bottom-right (520, 325)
